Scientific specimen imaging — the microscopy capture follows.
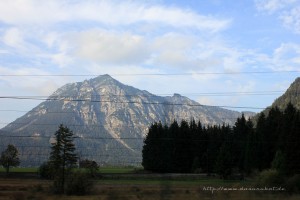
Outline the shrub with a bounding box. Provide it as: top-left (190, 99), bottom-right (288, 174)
top-left (65, 171), bottom-right (94, 195)
top-left (38, 162), bottom-right (53, 179)
top-left (256, 169), bottom-right (285, 187)
top-left (271, 150), bottom-right (286, 174)
top-left (79, 159), bottom-right (99, 177)
top-left (285, 174), bottom-right (300, 194)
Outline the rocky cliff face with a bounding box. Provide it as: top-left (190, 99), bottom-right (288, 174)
top-left (0, 75), bottom-right (244, 166)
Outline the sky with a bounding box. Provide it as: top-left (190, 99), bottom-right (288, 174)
top-left (0, 0), bottom-right (300, 127)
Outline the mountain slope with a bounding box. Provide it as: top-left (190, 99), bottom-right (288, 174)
top-left (0, 74), bottom-right (243, 166)
top-left (269, 77), bottom-right (300, 110)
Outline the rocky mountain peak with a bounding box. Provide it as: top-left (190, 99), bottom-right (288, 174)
top-left (90, 74), bottom-right (119, 85)
top-left (1, 75), bottom-right (245, 166)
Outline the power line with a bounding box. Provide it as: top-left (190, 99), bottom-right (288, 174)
top-left (0, 135), bottom-right (288, 143)
top-left (0, 70), bottom-right (299, 77)
top-left (0, 122), bottom-right (137, 128)
top-left (0, 135), bottom-right (144, 139)
top-left (0, 91), bottom-right (286, 98)
top-left (0, 96), bottom-right (267, 110)
top-left (2, 145), bottom-right (142, 150)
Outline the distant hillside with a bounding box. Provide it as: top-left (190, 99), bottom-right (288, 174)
top-left (251, 77), bottom-right (300, 126)
top-left (270, 77), bottom-right (300, 110)
top-left (0, 74), bottom-right (245, 166)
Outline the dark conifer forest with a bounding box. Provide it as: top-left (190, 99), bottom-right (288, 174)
top-left (142, 103), bottom-right (300, 178)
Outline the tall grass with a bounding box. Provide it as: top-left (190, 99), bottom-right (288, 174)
top-left (0, 167), bottom-right (38, 173)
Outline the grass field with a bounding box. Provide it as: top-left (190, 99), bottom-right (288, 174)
top-left (0, 167), bottom-right (38, 173)
top-left (0, 178), bottom-right (298, 200)
top-left (99, 166), bottom-right (138, 174)
top-left (0, 166), bottom-right (137, 174)
top-left (0, 167), bottom-right (299, 199)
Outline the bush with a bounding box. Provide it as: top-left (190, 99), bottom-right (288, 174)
top-left (79, 159), bottom-right (99, 177)
top-left (65, 171), bottom-right (94, 195)
top-left (256, 169), bottom-right (285, 187)
top-left (285, 174), bottom-right (300, 193)
top-left (38, 162), bottom-right (53, 179)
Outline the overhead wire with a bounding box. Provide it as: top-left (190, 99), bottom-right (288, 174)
top-left (0, 70), bottom-right (299, 77)
top-left (0, 90), bottom-right (286, 98)
top-left (0, 96), bottom-right (269, 110)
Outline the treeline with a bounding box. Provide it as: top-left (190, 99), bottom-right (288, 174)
top-left (142, 103), bottom-right (300, 178)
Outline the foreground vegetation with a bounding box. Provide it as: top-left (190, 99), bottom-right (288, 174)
top-left (0, 176), bottom-right (299, 200)
top-left (0, 165), bottom-right (299, 199)
top-left (0, 166), bottom-right (137, 174)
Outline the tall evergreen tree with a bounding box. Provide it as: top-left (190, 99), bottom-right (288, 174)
top-left (215, 124), bottom-right (234, 179)
top-left (284, 107), bottom-right (300, 175)
top-left (142, 121), bottom-right (166, 172)
top-left (280, 103), bottom-right (296, 151)
top-left (205, 125), bottom-right (223, 174)
top-left (49, 124), bottom-right (77, 194)
top-left (190, 119), bottom-right (202, 172)
top-left (263, 107), bottom-right (282, 169)
top-left (173, 120), bottom-right (192, 173)
top-left (142, 122), bottom-right (157, 171)
top-left (164, 121), bottom-right (178, 172)
top-left (232, 114), bottom-right (249, 173)
top-left (271, 150), bottom-right (286, 174)
top-left (243, 119), bottom-right (255, 174)
top-left (255, 112), bottom-right (267, 170)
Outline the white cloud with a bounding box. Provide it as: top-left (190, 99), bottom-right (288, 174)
top-left (71, 30), bottom-right (243, 72)
top-left (0, 66), bottom-right (68, 95)
top-left (255, 0), bottom-right (300, 34)
top-left (138, 5), bottom-right (231, 32)
top-left (1, 27), bottom-right (44, 57)
top-left (255, 0), bottom-right (297, 13)
top-left (280, 6), bottom-right (300, 34)
top-left (152, 33), bottom-right (198, 69)
top-left (0, 1), bottom-right (232, 74)
top-left (0, 0), bottom-right (230, 32)
top-left (237, 81), bottom-right (256, 93)
top-left (73, 30), bottom-right (151, 65)
top-left (248, 43), bottom-right (300, 71)
top-left (2, 28), bottom-right (25, 49)
top-left (273, 43), bottom-right (300, 69)
top-left (0, 0), bottom-right (67, 25)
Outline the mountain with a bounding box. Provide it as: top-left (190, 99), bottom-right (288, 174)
top-left (269, 77), bottom-right (300, 110)
top-left (0, 74), bottom-right (245, 166)
top-left (251, 77), bottom-right (300, 125)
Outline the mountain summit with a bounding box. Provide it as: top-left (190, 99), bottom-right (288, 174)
top-left (1, 75), bottom-right (243, 166)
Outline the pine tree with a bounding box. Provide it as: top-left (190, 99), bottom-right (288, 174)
top-left (232, 114), bottom-right (248, 173)
top-left (173, 120), bottom-right (192, 172)
top-left (0, 144), bottom-right (20, 174)
top-left (254, 112), bottom-right (267, 171)
top-left (215, 143), bottom-right (233, 179)
top-left (244, 119), bottom-right (255, 174)
top-left (285, 107), bottom-right (300, 175)
top-left (142, 122), bottom-right (163, 171)
top-left (263, 107), bottom-right (282, 169)
top-left (190, 119), bottom-right (202, 172)
top-left (205, 125), bottom-right (223, 174)
top-left (271, 150), bottom-right (286, 174)
top-left (49, 124), bottom-right (77, 194)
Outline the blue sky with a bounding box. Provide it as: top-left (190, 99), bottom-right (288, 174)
top-left (0, 0), bottom-right (300, 127)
